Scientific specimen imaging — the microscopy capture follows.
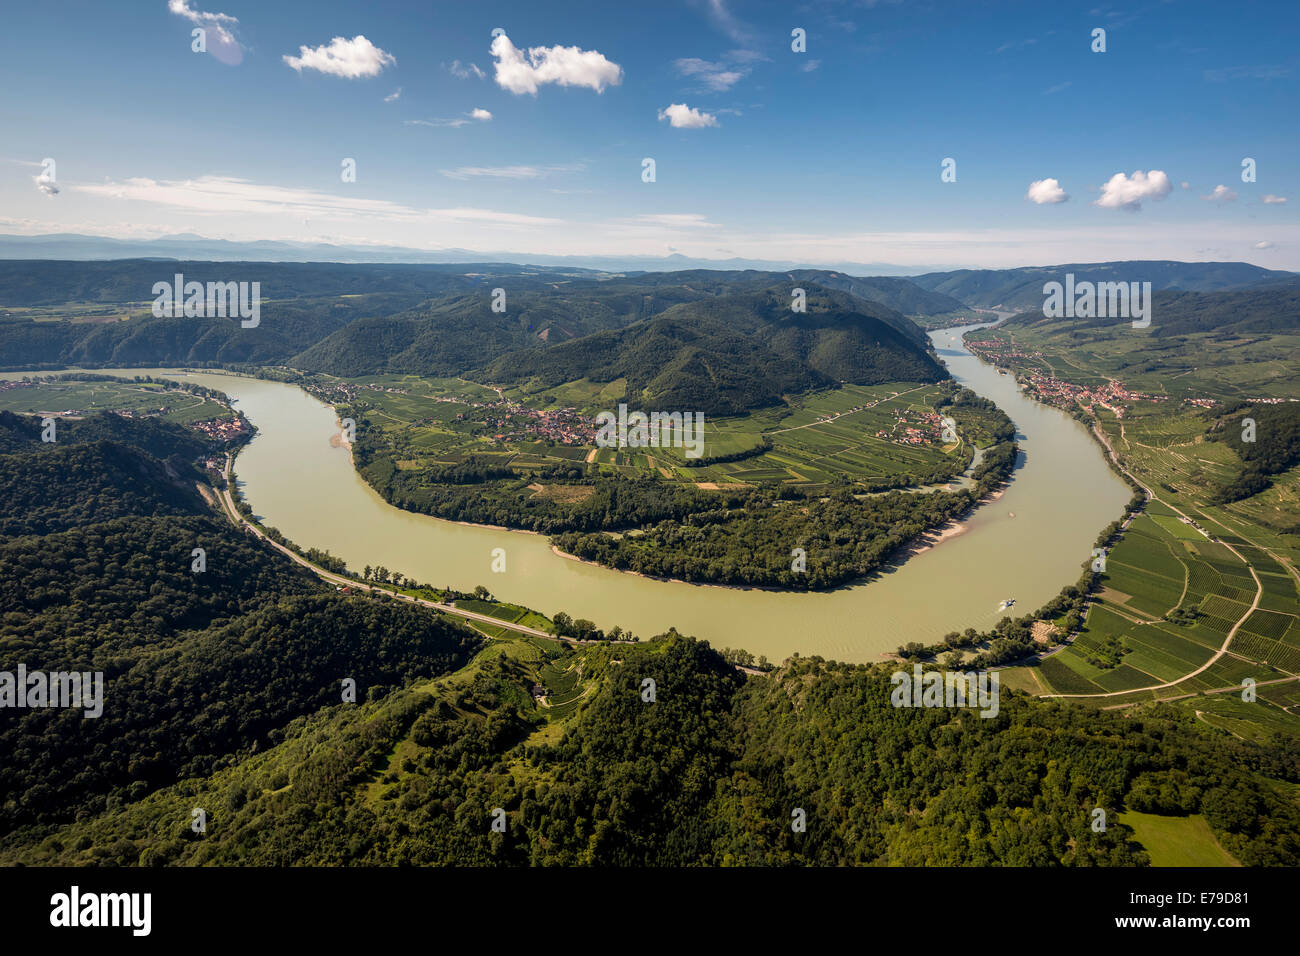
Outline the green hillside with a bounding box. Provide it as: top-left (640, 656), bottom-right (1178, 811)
top-left (481, 286), bottom-right (945, 415)
top-left (912, 260), bottom-right (1293, 310)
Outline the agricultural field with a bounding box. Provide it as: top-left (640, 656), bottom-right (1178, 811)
top-left (976, 323), bottom-right (1300, 404)
top-left (991, 332), bottom-right (1300, 737)
top-left (321, 371), bottom-right (972, 492)
top-left (0, 375), bottom-right (234, 424)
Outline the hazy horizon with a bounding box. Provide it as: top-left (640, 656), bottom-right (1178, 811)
top-left (3, 1), bottom-right (1296, 269)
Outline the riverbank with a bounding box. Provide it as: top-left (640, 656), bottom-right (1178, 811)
top-left (16, 345), bottom-right (1127, 664)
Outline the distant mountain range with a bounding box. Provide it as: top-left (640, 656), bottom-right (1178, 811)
top-left (1004, 284), bottom-right (1300, 337)
top-left (2, 256), bottom-right (1292, 412)
top-left (0, 267), bottom-right (947, 413)
top-left (0, 233), bottom-right (948, 277)
top-left (911, 260), bottom-right (1296, 311)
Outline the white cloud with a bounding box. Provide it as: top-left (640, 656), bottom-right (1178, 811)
top-left (628, 214), bottom-right (720, 228)
top-left (406, 109), bottom-right (493, 129)
top-left (384, 88), bottom-right (402, 102)
top-left (490, 33), bottom-right (622, 95)
top-left (438, 164), bottom-right (582, 180)
top-left (167, 0), bottom-right (243, 66)
top-left (658, 103), bottom-right (719, 128)
top-left (1201, 184), bottom-right (1238, 203)
top-left (1026, 178), bottom-right (1069, 204)
top-left (67, 175), bottom-right (558, 227)
top-left (34, 170), bottom-right (59, 197)
top-left (801, 59), bottom-right (822, 73)
top-left (283, 36), bottom-right (395, 78)
top-left (448, 60), bottom-right (486, 80)
top-left (1254, 240), bottom-right (1274, 249)
top-left (674, 57), bottom-right (746, 91)
top-left (1180, 181), bottom-right (1191, 190)
top-left (1094, 169), bottom-right (1172, 210)
top-left (703, 0), bottom-right (754, 45)
top-left (1041, 81), bottom-right (1071, 95)
top-left (1262, 194), bottom-right (1288, 204)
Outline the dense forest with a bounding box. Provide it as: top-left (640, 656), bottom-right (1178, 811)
top-left (479, 286), bottom-right (945, 415)
top-left (0, 264), bottom-right (949, 378)
top-left (0, 414), bottom-right (482, 834)
top-left (6, 637), bottom-right (1298, 866)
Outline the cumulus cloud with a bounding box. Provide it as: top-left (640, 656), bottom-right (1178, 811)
top-left (1026, 178), bottom-right (1069, 204)
top-left (469, 108), bottom-right (492, 121)
top-left (283, 35), bottom-right (396, 78)
top-left (1094, 169), bottom-right (1172, 210)
top-left (1201, 184), bottom-right (1239, 203)
top-left (384, 88), bottom-right (402, 102)
top-left (658, 103), bottom-right (719, 128)
top-left (1262, 194), bottom-right (1288, 204)
top-left (490, 33), bottom-right (622, 95)
top-left (1254, 240), bottom-right (1274, 249)
top-left (168, 0), bottom-right (243, 66)
top-left (34, 169), bottom-right (59, 197)
top-left (447, 60), bottom-right (485, 80)
top-left (1180, 181), bottom-right (1191, 190)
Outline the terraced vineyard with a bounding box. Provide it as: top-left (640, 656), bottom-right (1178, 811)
top-left (327, 373), bottom-right (970, 491)
top-left (989, 324), bottom-right (1300, 729)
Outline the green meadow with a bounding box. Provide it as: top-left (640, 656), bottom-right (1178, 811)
top-left (1118, 811), bottom-right (1239, 867)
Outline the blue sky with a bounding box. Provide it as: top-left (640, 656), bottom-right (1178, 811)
top-left (1, 0), bottom-right (1296, 268)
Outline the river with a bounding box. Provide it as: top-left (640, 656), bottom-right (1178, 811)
top-left (6, 324), bottom-right (1130, 663)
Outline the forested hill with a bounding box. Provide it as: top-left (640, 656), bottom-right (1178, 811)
top-left (0, 262), bottom-right (944, 377)
top-left (7, 637), bottom-right (1298, 866)
top-left (0, 413), bottom-right (482, 835)
top-left (786, 270), bottom-right (967, 322)
top-left (1001, 285), bottom-right (1300, 337)
top-left (0, 259), bottom-right (576, 306)
top-left (912, 260), bottom-right (1293, 311)
top-left (0, 259), bottom-right (965, 319)
top-left (0, 410), bottom-right (216, 534)
top-left (480, 285), bottom-right (947, 415)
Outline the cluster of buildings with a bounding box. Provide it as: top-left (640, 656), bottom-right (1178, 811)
top-left (965, 339), bottom-right (1042, 365)
top-left (190, 417), bottom-right (251, 442)
top-left (876, 409), bottom-right (946, 446)
top-left (1020, 373), bottom-right (1164, 419)
top-left (476, 402), bottom-right (589, 445)
top-left (307, 381), bottom-right (412, 406)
